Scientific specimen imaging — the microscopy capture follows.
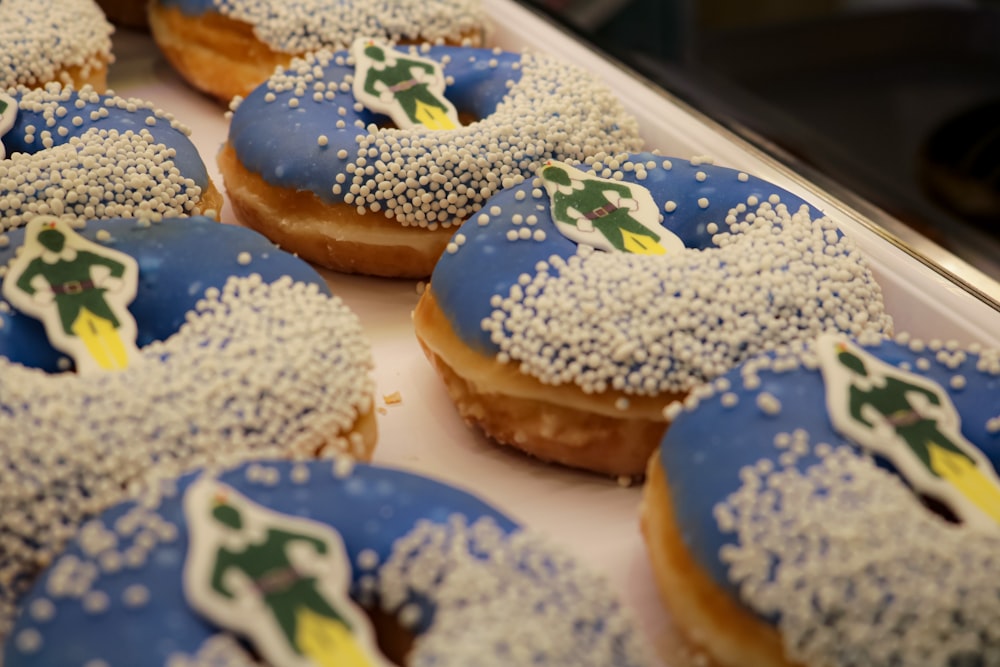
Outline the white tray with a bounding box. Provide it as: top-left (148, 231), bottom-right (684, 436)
top-left (106, 5), bottom-right (1000, 664)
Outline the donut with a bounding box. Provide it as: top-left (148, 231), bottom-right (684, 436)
top-left (0, 84), bottom-right (223, 229)
top-left (148, 0), bottom-right (488, 102)
top-left (413, 153), bottom-right (892, 478)
top-left (1, 0), bottom-right (113, 91)
top-left (642, 332), bottom-right (1000, 667)
top-left (219, 44), bottom-right (643, 278)
top-left (3, 459), bottom-right (653, 666)
top-left (0, 216), bottom-right (377, 637)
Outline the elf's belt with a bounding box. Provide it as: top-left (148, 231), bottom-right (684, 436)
top-left (887, 409), bottom-right (926, 428)
top-left (51, 280), bottom-right (95, 295)
top-left (253, 566), bottom-right (303, 594)
top-left (389, 79), bottom-right (420, 93)
top-left (584, 203), bottom-right (617, 220)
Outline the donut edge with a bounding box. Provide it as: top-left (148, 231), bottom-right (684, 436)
top-left (149, 4), bottom-right (293, 103)
top-left (640, 458), bottom-right (800, 667)
top-left (414, 287), bottom-right (672, 477)
top-left (149, 4), bottom-right (488, 104)
top-left (218, 143), bottom-right (454, 278)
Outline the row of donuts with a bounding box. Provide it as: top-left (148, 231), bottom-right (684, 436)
top-left (0, 0), bottom-right (489, 95)
top-left (387, 50), bottom-right (1000, 665)
top-left (5, 214), bottom-right (997, 667)
top-left (0, 8), bottom-right (657, 665)
top-left (0, 220), bottom-right (651, 663)
top-left (4, 5), bottom-right (999, 667)
top-left (166, 33), bottom-right (1000, 666)
top-left (4, 222), bottom-right (996, 667)
top-left (320, 33), bottom-right (1000, 662)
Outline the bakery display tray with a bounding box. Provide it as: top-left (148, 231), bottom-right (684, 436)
top-left (105, 3), bottom-right (1000, 665)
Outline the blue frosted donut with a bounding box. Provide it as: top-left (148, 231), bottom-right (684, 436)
top-left (644, 333), bottom-right (1000, 667)
top-left (1, 0), bottom-right (112, 90)
top-left (1, 217), bottom-right (323, 372)
top-left (0, 217), bottom-right (377, 638)
top-left (4, 460), bottom-right (652, 667)
top-left (0, 84), bottom-right (221, 231)
top-left (149, 0), bottom-right (487, 102)
top-left (414, 152), bottom-right (892, 477)
top-left (218, 45), bottom-right (643, 277)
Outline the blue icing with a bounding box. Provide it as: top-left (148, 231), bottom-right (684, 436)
top-left (3, 461), bottom-right (518, 666)
top-left (5, 88), bottom-right (210, 197)
top-left (430, 153), bottom-right (820, 354)
top-left (0, 217), bottom-right (328, 373)
top-left (227, 46), bottom-right (523, 203)
top-left (657, 338), bottom-right (1000, 625)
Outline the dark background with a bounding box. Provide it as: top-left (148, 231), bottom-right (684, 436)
top-left (520, 0), bottom-right (1000, 279)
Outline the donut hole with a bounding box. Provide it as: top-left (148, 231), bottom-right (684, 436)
top-left (369, 605), bottom-right (416, 665)
top-left (876, 456), bottom-right (962, 525)
top-left (918, 493), bottom-right (961, 525)
top-left (457, 110), bottom-right (480, 126)
top-left (877, 456), bottom-right (962, 525)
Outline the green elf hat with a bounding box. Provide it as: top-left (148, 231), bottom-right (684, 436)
top-left (211, 493), bottom-right (243, 530)
top-left (364, 42), bottom-right (386, 62)
top-left (836, 342), bottom-right (869, 377)
top-left (541, 162), bottom-right (571, 186)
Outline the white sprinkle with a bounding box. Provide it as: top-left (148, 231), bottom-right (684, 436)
top-left (756, 392), bottom-right (782, 415)
top-left (14, 629), bottom-right (42, 654)
top-left (28, 599), bottom-right (55, 623)
top-left (356, 548), bottom-right (379, 570)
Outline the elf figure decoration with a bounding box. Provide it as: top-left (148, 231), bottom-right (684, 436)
top-left (539, 161), bottom-right (684, 255)
top-left (182, 476), bottom-right (389, 667)
top-left (351, 38), bottom-right (460, 131)
top-left (2, 216), bottom-right (140, 374)
top-left (0, 92), bottom-right (16, 159)
top-left (819, 334), bottom-right (1000, 528)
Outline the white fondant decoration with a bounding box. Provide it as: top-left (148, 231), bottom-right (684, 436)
top-left (182, 476), bottom-right (390, 667)
top-left (2, 216), bottom-right (140, 374)
top-left (0, 92), bottom-right (16, 159)
top-left (538, 160), bottom-right (684, 255)
top-left (818, 333), bottom-right (1000, 529)
top-left (350, 38), bottom-right (460, 131)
